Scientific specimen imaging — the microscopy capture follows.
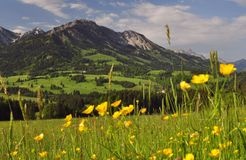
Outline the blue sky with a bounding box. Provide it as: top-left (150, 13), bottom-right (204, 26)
top-left (0, 0), bottom-right (246, 61)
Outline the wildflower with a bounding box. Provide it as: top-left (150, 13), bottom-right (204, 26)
top-left (219, 141), bottom-right (232, 149)
top-left (34, 133), bottom-right (44, 141)
top-left (76, 147), bottom-right (81, 153)
top-left (39, 151), bottom-right (48, 158)
top-left (157, 150), bottom-right (162, 154)
top-left (112, 111), bottom-right (121, 119)
top-left (162, 115), bottom-right (169, 121)
top-left (163, 148), bottom-right (173, 157)
top-left (220, 64), bottom-right (236, 76)
top-left (233, 150), bottom-right (239, 154)
top-left (65, 114), bottom-right (72, 122)
top-left (184, 153), bottom-right (194, 160)
top-left (190, 132), bottom-right (199, 138)
top-left (91, 154), bottom-right (96, 160)
top-left (82, 105), bottom-right (94, 114)
top-left (149, 155), bottom-right (157, 160)
top-left (171, 113), bottom-right (178, 118)
top-left (61, 150), bottom-right (66, 155)
top-left (209, 149), bottom-right (220, 158)
top-left (63, 121), bottom-right (71, 128)
top-left (176, 132), bottom-right (183, 137)
top-left (124, 120), bottom-right (133, 128)
top-left (96, 101), bottom-right (108, 116)
top-left (180, 81), bottom-right (191, 91)
top-left (212, 126), bottom-right (222, 136)
top-left (140, 108), bottom-right (147, 114)
top-left (78, 119), bottom-right (87, 132)
top-left (191, 74), bottom-right (209, 84)
top-left (203, 136), bottom-right (210, 143)
top-left (111, 100), bottom-right (121, 107)
top-left (129, 135), bottom-right (135, 144)
top-left (120, 105), bottom-right (134, 115)
top-left (10, 151), bottom-right (18, 157)
top-left (55, 154), bottom-right (61, 160)
top-left (189, 140), bottom-right (196, 146)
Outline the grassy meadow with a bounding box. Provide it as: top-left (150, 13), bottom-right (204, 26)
top-left (1, 107), bottom-right (246, 159)
top-left (4, 74), bottom-right (152, 98)
top-left (1, 53), bottom-right (246, 159)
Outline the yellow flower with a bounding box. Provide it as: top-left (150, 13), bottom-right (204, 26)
top-left (63, 121), bottom-right (72, 128)
top-left (82, 105), bottom-right (94, 114)
top-left (191, 74), bottom-right (209, 84)
top-left (190, 132), bottom-right (199, 138)
top-left (39, 151), bottom-right (48, 158)
top-left (242, 128), bottom-right (246, 133)
top-left (91, 154), bottom-right (96, 160)
top-left (149, 155), bottom-right (157, 160)
top-left (220, 63), bottom-right (236, 76)
top-left (163, 148), bottom-right (173, 157)
top-left (76, 147), bottom-right (81, 153)
top-left (171, 113), bottom-right (178, 118)
top-left (203, 136), bottom-right (210, 143)
top-left (184, 153), bottom-right (194, 160)
top-left (124, 120), bottom-right (133, 128)
top-left (78, 119), bottom-right (87, 132)
top-left (219, 141), bottom-right (232, 149)
top-left (209, 149), bottom-right (220, 158)
top-left (65, 114), bottom-right (72, 122)
top-left (34, 133), bottom-right (44, 141)
top-left (212, 126), bottom-right (222, 136)
top-left (96, 101), bottom-right (108, 116)
top-left (180, 81), bottom-right (191, 91)
top-left (10, 151), bottom-right (18, 157)
top-left (112, 111), bottom-right (121, 119)
top-left (61, 150), bottom-right (66, 155)
top-left (162, 115), bottom-right (169, 121)
top-left (189, 140), bottom-right (196, 146)
top-left (120, 105), bottom-right (134, 115)
top-left (233, 149), bottom-right (239, 154)
top-left (140, 108), bottom-right (147, 114)
top-left (129, 135), bottom-right (135, 144)
top-left (111, 100), bottom-right (121, 107)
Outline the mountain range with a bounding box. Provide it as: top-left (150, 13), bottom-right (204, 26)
top-left (0, 19), bottom-right (210, 76)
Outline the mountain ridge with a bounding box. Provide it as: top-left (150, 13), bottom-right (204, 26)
top-left (0, 19), bottom-right (209, 76)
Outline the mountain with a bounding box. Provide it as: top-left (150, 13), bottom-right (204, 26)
top-left (0, 19), bottom-right (209, 76)
top-left (0, 26), bottom-right (19, 46)
top-left (233, 59), bottom-right (246, 72)
top-left (173, 48), bottom-right (207, 60)
top-left (19, 27), bottom-right (45, 40)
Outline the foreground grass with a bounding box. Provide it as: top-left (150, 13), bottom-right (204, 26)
top-left (1, 107), bottom-right (246, 159)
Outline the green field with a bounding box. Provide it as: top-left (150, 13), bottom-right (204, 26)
top-left (1, 107), bottom-right (246, 159)
top-left (5, 74), bottom-right (153, 95)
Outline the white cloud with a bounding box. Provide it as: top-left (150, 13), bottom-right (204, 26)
top-left (231, 0), bottom-right (246, 6)
top-left (109, 2), bottom-right (128, 7)
top-left (19, 0), bottom-right (69, 19)
top-left (69, 2), bottom-right (97, 15)
top-left (12, 26), bottom-right (29, 33)
top-left (19, 0), bottom-right (99, 19)
top-left (21, 16), bottom-right (30, 20)
top-left (99, 2), bottom-right (246, 60)
top-left (95, 13), bottom-right (119, 26)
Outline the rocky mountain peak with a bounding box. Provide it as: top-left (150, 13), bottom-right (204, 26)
top-left (49, 19), bottom-right (97, 34)
top-left (20, 27), bottom-right (45, 40)
top-left (122, 30), bottom-right (154, 50)
top-left (0, 26), bottom-right (19, 45)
